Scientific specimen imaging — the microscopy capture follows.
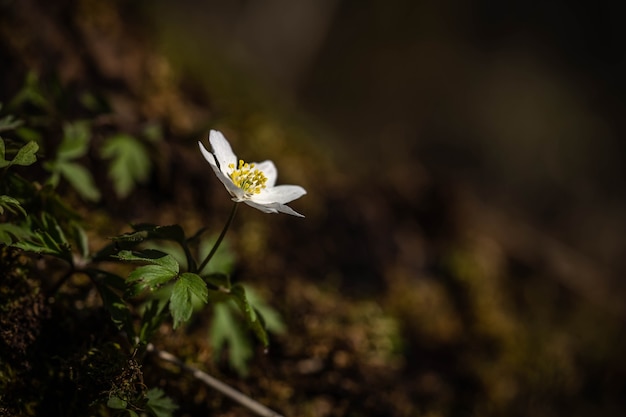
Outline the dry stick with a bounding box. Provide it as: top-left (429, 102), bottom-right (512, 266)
top-left (146, 343), bottom-right (284, 417)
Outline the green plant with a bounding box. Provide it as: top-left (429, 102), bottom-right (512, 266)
top-left (0, 73), bottom-right (299, 417)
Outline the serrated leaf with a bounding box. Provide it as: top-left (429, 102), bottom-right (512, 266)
top-left (100, 134), bottom-right (151, 198)
top-left (113, 224), bottom-right (195, 272)
top-left (170, 272), bottom-right (207, 329)
top-left (128, 264), bottom-right (178, 289)
top-left (12, 215), bottom-right (72, 262)
top-left (117, 250), bottom-right (179, 271)
top-left (2, 140), bottom-right (39, 168)
top-left (12, 239), bottom-right (60, 255)
top-left (58, 121), bottom-right (90, 160)
top-left (57, 161), bottom-right (101, 202)
top-left (145, 388), bottom-right (178, 417)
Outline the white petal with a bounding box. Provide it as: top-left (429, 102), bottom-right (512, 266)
top-left (199, 141), bottom-right (243, 198)
top-left (274, 203), bottom-right (305, 217)
top-left (198, 141), bottom-right (217, 166)
top-left (209, 130), bottom-right (237, 174)
top-left (253, 160), bottom-right (277, 187)
top-left (244, 200), bottom-right (304, 217)
top-left (252, 185), bottom-right (307, 204)
top-left (244, 200), bottom-right (278, 214)
top-left (216, 169), bottom-right (245, 199)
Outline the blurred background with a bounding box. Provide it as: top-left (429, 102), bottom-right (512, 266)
top-left (147, 0), bottom-right (626, 288)
top-left (2, 0), bottom-right (626, 416)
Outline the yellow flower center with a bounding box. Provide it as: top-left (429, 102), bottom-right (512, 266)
top-left (228, 160), bottom-right (268, 195)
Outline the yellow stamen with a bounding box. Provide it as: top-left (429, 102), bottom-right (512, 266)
top-left (228, 159), bottom-right (267, 195)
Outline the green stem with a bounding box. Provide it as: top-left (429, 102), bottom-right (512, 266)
top-left (197, 202), bottom-right (238, 274)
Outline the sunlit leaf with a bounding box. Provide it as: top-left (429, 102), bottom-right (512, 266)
top-left (128, 264), bottom-right (178, 289)
top-left (116, 250), bottom-right (179, 271)
top-left (170, 272), bottom-right (207, 329)
top-left (13, 140), bottom-right (39, 166)
top-left (1, 140), bottom-right (39, 168)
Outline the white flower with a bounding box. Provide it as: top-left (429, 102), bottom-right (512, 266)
top-left (199, 130), bottom-right (307, 217)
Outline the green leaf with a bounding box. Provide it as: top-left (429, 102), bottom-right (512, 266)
top-left (117, 250), bottom-right (179, 271)
top-left (70, 221), bottom-right (89, 258)
top-left (58, 121), bottom-right (90, 160)
top-left (113, 224), bottom-right (196, 271)
top-left (8, 71), bottom-right (50, 110)
top-left (244, 286), bottom-right (286, 334)
top-left (0, 222), bottom-right (33, 245)
top-left (11, 214), bottom-right (72, 262)
top-left (1, 140), bottom-right (39, 168)
top-left (118, 251), bottom-right (179, 296)
top-left (210, 303), bottom-right (253, 376)
top-left (128, 264), bottom-right (178, 289)
top-left (230, 284), bottom-right (268, 347)
top-left (145, 388), bottom-right (178, 417)
top-left (204, 272), bottom-right (231, 290)
top-left (15, 126), bottom-right (42, 142)
top-left (100, 133), bottom-right (151, 198)
top-left (170, 272), bottom-right (208, 329)
top-left (107, 396), bottom-right (128, 410)
top-left (0, 195), bottom-right (27, 217)
top-left (57, 161), bottom-right (101, 202)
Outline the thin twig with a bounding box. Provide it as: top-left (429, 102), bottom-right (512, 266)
top-left (146, 343), bottom-right (284, 417)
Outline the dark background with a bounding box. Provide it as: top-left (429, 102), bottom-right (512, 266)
top-left (148, 0), bottom-right (626, 304)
